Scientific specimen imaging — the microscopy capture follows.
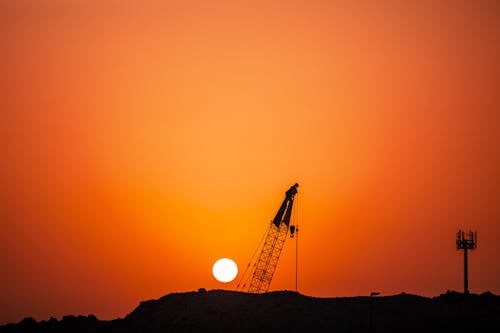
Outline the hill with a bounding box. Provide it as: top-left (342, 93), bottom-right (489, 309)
top-left (1, 289), bottom-right (499, 332)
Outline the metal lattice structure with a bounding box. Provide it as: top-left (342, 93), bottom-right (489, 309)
top-left (248, 183), bottom-right (298, 293)
top-left (248, 222), bottom-right (289, 293)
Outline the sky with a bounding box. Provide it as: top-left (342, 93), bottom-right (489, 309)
top-left (1, 0), bottom-right (499, 325)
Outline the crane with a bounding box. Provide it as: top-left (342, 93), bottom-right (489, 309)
top-left (244, 183), bottom-right (299, 293)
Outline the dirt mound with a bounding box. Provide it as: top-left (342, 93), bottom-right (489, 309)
top-left (1, 289), bottom-right (499, 332)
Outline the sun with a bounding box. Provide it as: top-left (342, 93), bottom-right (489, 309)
top-left (212, 258), bottom-right (238, 283)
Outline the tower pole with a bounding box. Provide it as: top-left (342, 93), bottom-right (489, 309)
top-left (456, 230), bottom-right (476, 295)
top-left (463, 244), bottom-right (468, 295)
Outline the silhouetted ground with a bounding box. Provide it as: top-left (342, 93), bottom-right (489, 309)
top-left (1, 289), bottom-right (499, 332)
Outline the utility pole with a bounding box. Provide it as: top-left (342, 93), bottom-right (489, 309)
top-left (456, 230), bottom-right (477, 295)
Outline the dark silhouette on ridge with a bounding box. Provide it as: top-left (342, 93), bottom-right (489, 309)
top-left (1, 289), bottom-right (499, 333)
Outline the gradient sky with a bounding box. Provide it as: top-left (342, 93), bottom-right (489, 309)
top-left (1, 0), bottom-right (499, 325)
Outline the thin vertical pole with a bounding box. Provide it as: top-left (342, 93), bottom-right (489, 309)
top-left (464, 245), bottom-right (469, 294)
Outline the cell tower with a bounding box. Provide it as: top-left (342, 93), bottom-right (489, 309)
top-left (456, 230), bottom-right (477, 295)
top-left (241, 183), bottom-right (299, 294)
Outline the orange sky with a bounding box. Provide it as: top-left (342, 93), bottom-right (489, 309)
top-left (1, 0), bottom-right (499, 325)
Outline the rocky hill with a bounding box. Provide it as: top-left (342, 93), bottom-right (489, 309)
top-left (1, 289), bottom-right (499, 332)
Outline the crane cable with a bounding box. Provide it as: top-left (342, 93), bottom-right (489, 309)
top-left (294, 194), bottom-right (300, 293)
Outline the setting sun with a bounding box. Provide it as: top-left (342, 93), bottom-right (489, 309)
top-left (212, 258), bottom-right (238, 283)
